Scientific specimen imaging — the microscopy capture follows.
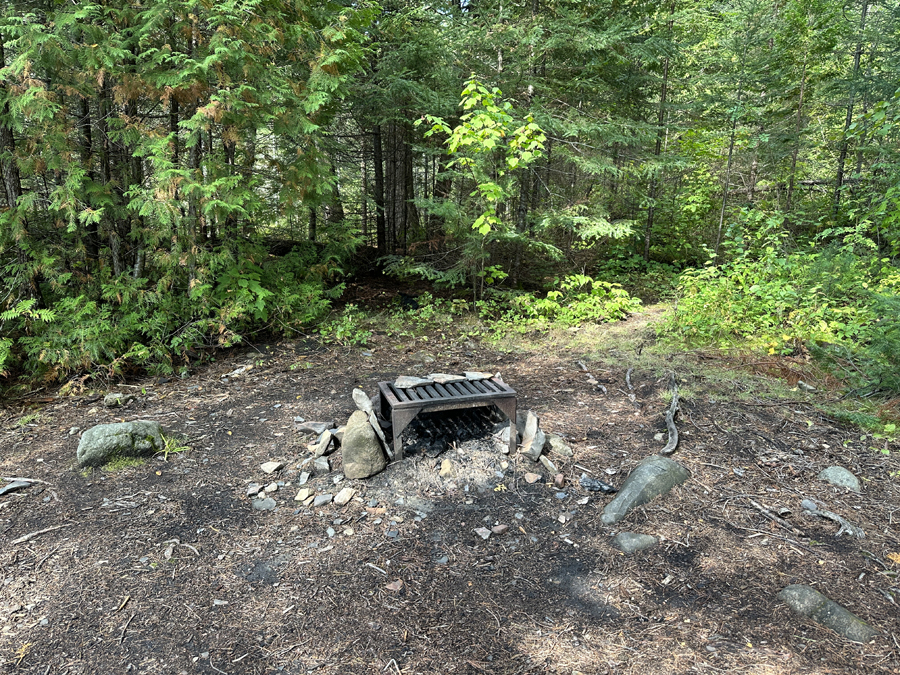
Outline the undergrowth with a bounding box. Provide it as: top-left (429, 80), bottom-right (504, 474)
top-left (661, 210), bottom-right (900, 398)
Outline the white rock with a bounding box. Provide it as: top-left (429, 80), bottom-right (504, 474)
top-left (334, 487), bottom-right (357, 506)
top-left (260, 461), bottom-right (284, 474)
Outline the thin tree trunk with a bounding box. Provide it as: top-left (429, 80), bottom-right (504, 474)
top-left (786, 60), bottom-right (807, 212)
top-left (644, 48), bottom-right (670, 261)
top-left (0, 43), bottom-right (43, 306)
top-left (78, 97), bottom-right (100, 265)
top-left (373, 125), bottom-right (386, 253)
top-left (714, 72), bottom-right (744, 263)
top-left (833, 0), bottom-right (868, 215)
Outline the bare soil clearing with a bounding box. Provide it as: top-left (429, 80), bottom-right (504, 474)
top-left (1, 312), bottom-right (899, 674)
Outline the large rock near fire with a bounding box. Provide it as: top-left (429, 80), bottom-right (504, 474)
top-left (779, 584), bottom-right (878, 643)
top-left (601, 455), bottom-right (690, 524)
top-left (77, 421), bottom-right (164, 468)
top-left (342, 411), bottom-right (387, 479)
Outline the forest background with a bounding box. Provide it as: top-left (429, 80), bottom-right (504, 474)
top-left (0, 0), bottom-right (898, 421)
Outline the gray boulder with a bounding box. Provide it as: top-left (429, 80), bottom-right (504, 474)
top-left (342, 411), bottom-right (387, 479)
top-left (818, 466), bottom-right (861, 493)
top-left (612, 532), bottom-right (659, 554)
top-left (601, 455), bottom-right (690, 525)
top-left (779, 584), bottom-right (878, 643)
top-left (76, 421), bottom-right (164, 468)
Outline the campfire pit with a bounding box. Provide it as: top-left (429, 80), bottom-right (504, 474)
top-left (378, 377), bottom-right (517, 459)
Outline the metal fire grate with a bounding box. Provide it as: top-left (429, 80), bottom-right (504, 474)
top-left (378, 377), bottom-right (517, 459)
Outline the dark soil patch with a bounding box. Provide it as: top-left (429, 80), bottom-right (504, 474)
top-left (1, 321), bottom-right (899, 674)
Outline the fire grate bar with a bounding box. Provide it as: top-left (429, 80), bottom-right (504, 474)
top-left (378, 377), bottom-right (517, 459)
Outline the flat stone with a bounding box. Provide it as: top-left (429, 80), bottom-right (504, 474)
top-left (76, 421), bottom-right (164, 468)
top-left (547, 433), bottom-right (574, 458)
top-left (524, 473), bottom-right (541, 484)
top-left (260, 461), bottom-right (284, 474)
top-left (294, 421), bottom-right (336, 435)
top-left (818, 466), bottom-right (861, 493)
top-left (394, 375), bottom-right (433, 388)
top-left (554, 474), bottom-right (565, 488)
top-left (252, 498), bottom-right (276, 511)
top-left (427, 373), bottom-right (466, 385)
top-left (779, 584), bottom-right (878, 643)
top-left (474, 527), bottom-right (491, 540)
top-left (297, 472), bottom-right (310, 486)
top-left (342, 411), bottom-right (387, 479)
top-left (439, 459), bottom-right (454, 478)
top-left (313, 456), bottom-right (331, 474)
top-left (519, 411), bottom-right (546, 461)
top-left (497, 426), bottom-right (518, 453)
top-left (352, 388), bottom-right (374, 414)
top-left (612, 532), bottom-right (659, 554)
top-left (334, 487), bottom-right (357, 506)
top-left (103, 392), bottom-right (135, 408)
top-left (264, 482), bottom-right (278, 493)
top-left (313, 494), bottom-right (333, 507)
top-left (580, 472), bottom-right (617, 494)
top-left (465, 371), bottom-right (493, 381)
top-left (294, 488), bottom-right (311, 502)
top-left (311, 430), bottom-right (334, 458)
top-left (601, 455), bottom-right (691, 525)
top-left (539, 455), bottom-right (558, 474)
top-left (492, 524), bottom-right (509, 535)
top-left (0, 480), bottom-right (32, 496)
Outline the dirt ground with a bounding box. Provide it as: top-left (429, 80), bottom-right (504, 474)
top-left (1, 310), bottom-right (900, 675)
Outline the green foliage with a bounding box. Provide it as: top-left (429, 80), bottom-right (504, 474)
top-left (664, 208), bottom-right (900, 393)
top-left (478, 274), bottom-right (641, 334)
top-left (415, 78), bottom-right (546, 299)
top-left (319, 304), bottom-right (372, 347)
top-left (157, 433), bottom-right (190, 461)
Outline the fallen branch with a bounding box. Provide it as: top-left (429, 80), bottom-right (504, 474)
top-left (748, 499), bottom-right (803, 536)
top-left (10, 523), bottom-right (72, 545)
top-left (802, 499), bottom-right (864, 538)
top-left (660, 373), bottom-right (680, 456)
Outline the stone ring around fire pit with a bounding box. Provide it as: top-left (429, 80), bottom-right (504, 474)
top-left (378, 377), bottom-right (517, 459)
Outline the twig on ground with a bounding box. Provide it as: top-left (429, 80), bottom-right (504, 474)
top-left (209, 658), bottom-right (229, 675)
top-left (747, 498), bottom-right (803, 536)
top-left (119, 613), bottom-right (136, 644)
top-left (11, 523), bottom-right (72, 545)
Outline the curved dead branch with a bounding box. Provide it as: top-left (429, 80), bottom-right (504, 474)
top-left (660, 373), bottom-right (680, 456)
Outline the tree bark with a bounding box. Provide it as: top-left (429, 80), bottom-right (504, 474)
top-left (373, 125), bottom-right (386, 253)
top-left (0, 43), bottom-right (44, 306)
top-left (786, 60), bottom-right (807, 212)
top-left (644, 51), bottom-right (670, 261)
top-left (833, 0), bottom-right (868, 215)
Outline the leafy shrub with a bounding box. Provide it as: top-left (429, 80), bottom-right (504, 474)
top-left (664, 208), bottom-right (900, 394)
top-left (2, 241), bottom-right (338, 383)
top-left (478, 274), bottom-right (641, 333)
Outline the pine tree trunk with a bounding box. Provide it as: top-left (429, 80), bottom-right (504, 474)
top-left (833, 0), bottom-right (869, 215)
top-left (786, 60), bottom-right (807, 212)
top-left (373, 125), bottom-right (386, 253)
top-left (78, 97), bottom-right (100, 265)
top-left (0, 43), bottom-right (43, 306)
